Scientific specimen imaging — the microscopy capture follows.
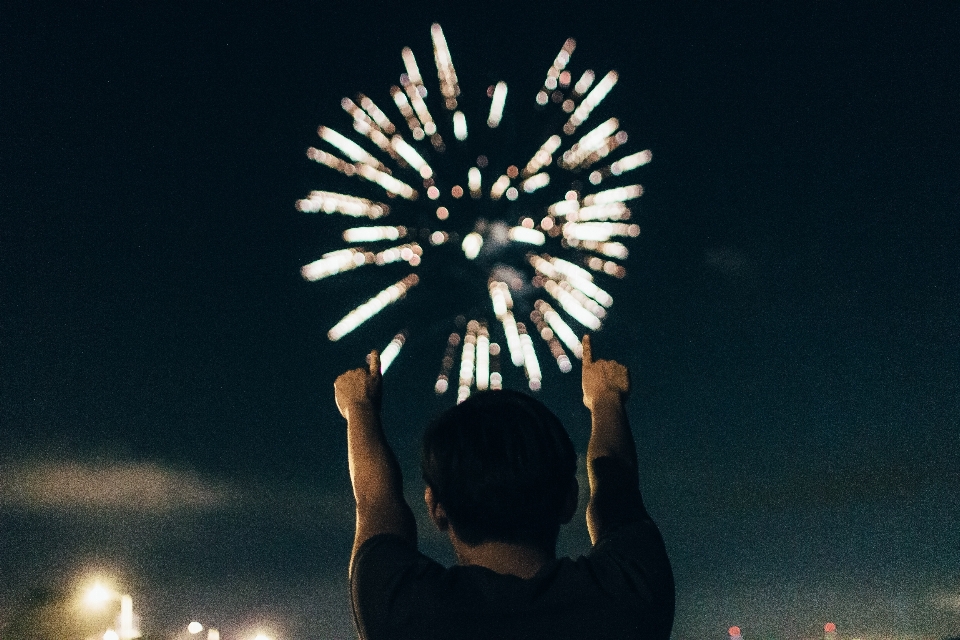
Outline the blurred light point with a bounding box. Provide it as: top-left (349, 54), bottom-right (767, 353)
top-left (254, 635), bottom-right (273, 640)
top-left (86, 583), bottom-right (113, 608)
top-left (104, 631), bottom-right (119, 640)
top-left (729, 626), bottom-right (742, 637)
top-left (825, 623), bottom-right (836, 633)
top-left (189, 621), bottom-right (204, 634)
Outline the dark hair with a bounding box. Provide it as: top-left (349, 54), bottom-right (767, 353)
top-left (421, 389), bottom-right (577, 547)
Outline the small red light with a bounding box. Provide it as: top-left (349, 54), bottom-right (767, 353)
top-left (729, 627), bottom-right (741, 637)
top-left (824, 623), bottom-right (836, 633)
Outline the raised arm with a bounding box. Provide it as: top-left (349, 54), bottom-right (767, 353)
top-left (334, 351), bottom-right (416, 573)
top-left (581, 335), bottom-right (642, 544)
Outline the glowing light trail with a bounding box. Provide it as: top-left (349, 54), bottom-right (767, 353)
top-left (318, 126), bottom-right (388, 171)
top-left (357, 164), bottom-right (418, 199)
top-left (564, 70), bottom-right (618, 134)
top-left (431, 23), bottom-right (461, 110)
top-left (342, 226), bottom-right (406, 243)
top-left (296, 190), bottom-right (389, 218)
top-left (453, 111), bottom-right (468, 140)
top-left (328, 274), bottom-right (419, 341)
top-left (391, 136), bottom-right (434, 178)
top-left (535, 300), bottom-right (583, 359)
top-left (380, 332), bottom-right (407, 373)
top-left (487, 81), bottom-right (507, 128)
top-left (582, 184), bottom-right (643, 206)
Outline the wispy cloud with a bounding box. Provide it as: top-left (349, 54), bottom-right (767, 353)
top-left (0, 460), bottom-right (235, 513)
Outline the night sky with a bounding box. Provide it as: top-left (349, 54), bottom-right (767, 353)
top-left (2, 2), bottom-right (959, 639)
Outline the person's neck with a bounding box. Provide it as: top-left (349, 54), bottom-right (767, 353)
top-left (451, 538), bottom-right (555, 579)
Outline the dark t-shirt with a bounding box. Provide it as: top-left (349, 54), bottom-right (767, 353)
top-left (350, 474), bottom-right (674, 639)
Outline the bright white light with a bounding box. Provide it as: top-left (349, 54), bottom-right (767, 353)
top-left (548, 199), bottom-right (580, 217)
top-left (611, 149), bottom-right (653, 175)
top-left (305, 147), bottom-right (357, 177)
top-left (564, 70), bottom-right (618, 133)
top-left (563, 221), bottom-right (637, 241)
top-left (468, 167), bottom-right (481, 196)
top-left (476, 332), bottom-right (490, 390)
top-left (544, 280), bottom-right (602, 330)
top-left (297, 190), bottom-right (389, 219)
top-left (189, 622), bottom-right (204, 634)
top-left (104, 630), bottom-right (119, 640)
top-left (453, 111), bottom-right (467, 140)
top-left (490, 371), bottom-right (503, 390)
top-left (561, 118), bottom-right (619, 168)
top-left (85, 583), bottom-right (115, 609)
top-left (508, 227), bottom-right (545, 245)
top-left (401, 47), bottom-right (423, 84)
top-left (253, 635), bottom-right (273, 640)
top-left (519, 333), bottom-right (542, 389)
top-left (462, 232), bottom-right (483, 259)
top-left (575, 202), bottom-right (631, 221)
top-left (390, 136), bottom-right (433, 178)
top-left (522, 135), bottom-right (562, 176)
top-left (521, 173), bottom-right (550, 193)
top-left (207, 630), bottom-right (219, 640)
top-left (357, 164), bottom-right (417, 199)
top-left (317, 126), bottom-right (384, 170)
top-left (536, 300), bottom-right (583, 359)
top-left (505, 187), bottom-right (519, 201)
top-left (459, 333), bottom-right (476, 389)
top-left (328, 274), bottom-right (419, 341)
top-left (342, 226), bottom-right (404, 242)
top-left (500, 312), bottom-right (525, 366)
top-left (489, 281), bottom-right (513, 318)
top-left (301, 249), bottom-right (363, 281)
top-left (431, 23), bottom-right (461, 110)
top-left (487, 81), bottom-right (507, 128)
top-left (380, 333), bottom-right (407, 373)
top-left (489, 174), bottom-right (510, 200)
top-left (357, 94), bottom-right (396, 133)
top-left (573, 69), bottom-right (595, 96)
top-left (582, 184), bottom-right (643, 206)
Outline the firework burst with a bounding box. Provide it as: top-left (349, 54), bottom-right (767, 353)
top-left (299, 24), bottom-right (651, 402)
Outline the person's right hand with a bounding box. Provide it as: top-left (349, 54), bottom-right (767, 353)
top-left (581, 334), bottom-right (630, 411)
top-left (334, 350), bottom-right (382, 420)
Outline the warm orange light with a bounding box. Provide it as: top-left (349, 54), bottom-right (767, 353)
top-left (451, 185), bottom-right (463, 198)
top-left (824, 623), bottom-right (836, 633)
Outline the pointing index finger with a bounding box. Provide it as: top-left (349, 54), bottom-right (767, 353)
top-left (581, 334), bottom-right (592, 366)
top-left (369, 350), bottom-right (381, 376)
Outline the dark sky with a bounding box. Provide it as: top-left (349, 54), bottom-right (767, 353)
top-left (2, 2), bottom-right (959, 639)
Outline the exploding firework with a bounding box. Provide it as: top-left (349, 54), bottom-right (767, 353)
top-left (298, 24), bottom-right (651, 402)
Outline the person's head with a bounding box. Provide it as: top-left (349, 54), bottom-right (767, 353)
top-left (421, 390), bottom-right (578, 550)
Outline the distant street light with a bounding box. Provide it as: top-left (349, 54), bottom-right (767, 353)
top-left (83, 582), bottom-right (140, 639)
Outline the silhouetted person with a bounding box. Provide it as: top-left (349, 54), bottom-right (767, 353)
top-left (335, 335), bottom-right (674, 639)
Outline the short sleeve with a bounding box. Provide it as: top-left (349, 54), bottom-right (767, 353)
top-left (350, 535), bottom-right (441, 640)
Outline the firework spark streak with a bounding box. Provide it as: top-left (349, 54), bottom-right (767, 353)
top-left (299, 24), bottom-right (652, 400)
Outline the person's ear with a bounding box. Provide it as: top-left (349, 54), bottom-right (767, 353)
top-left (424, 485), bottom-right (449, 532)
top-left (560, 477), bottom-right (579, 524)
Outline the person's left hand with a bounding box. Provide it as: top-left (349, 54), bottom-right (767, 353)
top-left (334, 350), bottom-right (382, 419)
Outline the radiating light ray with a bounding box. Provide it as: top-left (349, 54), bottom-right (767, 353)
top-left (611, 149), bottom-right (652, 175)
top-left (521, 173), bottom-right (550, 193)
top-left (468, 167), bottom-right (481, 197)
top-left (390, 136), bottom-right (434, 178)
top-left (582, 184), bottom-right (643, 206)
top-left (572, 202), bottom-right (631, 221)
top-left (296, 190), bottom-right (389, 218)
top-left (462, 232), bottom-right (483, 259)
top-left (572, 70), bottom-right (595, 97)
top-left (328, 274), bottom-right (419, 341)
top-left (586, 256), bottom-right (627, 278)
top-left (535, 299), bottom-right (583, 359)
top-left (434, 332), bottom-right (461, 394)
top-left (550, 256), bottom-right (613, 306)
top-left (400, 66), bottom-right (438, 137)
top-left (401, 47), bottom-right (423, 85)
top-left (518, 328), bottom-right (542, 390)
top-left (342, 226), bottom-right (406, 242)
top-left (475, 328), bottom-right (490, 390)
top-left (487, 82), bottom-right (507, 128)
top-left (548, 199), bottom-right (580, 217)
top-left (564, 70), bottom-right (618, 134)
top-left (568, 239), bottom-right (629, 259)
top-left (351, 117), bottom-right (405, 163)
top-left (318, 126), bottom-right (388, 172)
top-left (575, 130), bottom-right (629, 170)
top-left (373, 243), bottom-right (422, 266)
top-left (489, 175), bottom-right (510, 200)
top-left (357, 163), bottom-right (418, 199)
top-left (489, 282), bottom-right (524, 366)
top-left (521, 135), bottom-right (562, 177)
top-left (379, 332), bottom-right (407, 373)
top-left (562, 221), bottom-right (640, 241)
top-left (539, 38), bottom-right (577, 97)
top-left (543, 279), bottom-right (603, 330)
top-left (306, 147), bottom-right (357, 177)
top-left (560, 118), bottom-right (619, 168)
top-left (528, 307), bottom-right (572, 372)
top-left (557, 279), bottom-right (606, 318)
top-left (301, 249), bottom-right (365, 281)
top-left (508, 227), bottom-right (546, 245)
top-left (390, 86), bottom-right (424, 140)
top-left (431, 23), bottom-right (461, 110)
top-left (357, 94), bottom-right (396, 134)
top-left (458, 321), bottom-right (479, 401)
top-left (453, 111), bottom-right (468, 140)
